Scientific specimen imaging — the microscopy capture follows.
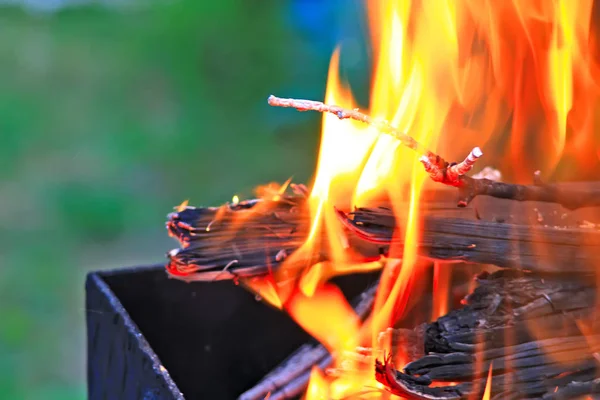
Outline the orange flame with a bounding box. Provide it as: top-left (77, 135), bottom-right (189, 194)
top-left (286, 283), bottom-right (360, 355)
top-left (258, 0), bottom-right (600, 398)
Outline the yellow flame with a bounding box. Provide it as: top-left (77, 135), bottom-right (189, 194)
top-left (482, 364), bottom-right (493, 400)
top-left (304, 367), bottom-right (329, 400)
top-left (176, 199), bottom-right (189, 212)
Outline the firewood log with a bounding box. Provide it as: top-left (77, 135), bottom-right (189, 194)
top-left (376, 270), bottom-right (600, 399)
top-left (165, 193), bottom-right (600, 281)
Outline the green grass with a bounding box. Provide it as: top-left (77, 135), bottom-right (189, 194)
top-left (0, 3), bottom-right (331, 398)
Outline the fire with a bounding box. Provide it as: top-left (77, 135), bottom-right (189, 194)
top-left (432, 262), bottom-right (451, 320)
top-left (305, 367), bottom-right (330, 400)
top-left (482, 365), bottom-right (493, 400)
top-left (286, 283), bottom-right (360, 354)
top-left (254, 0), bottom-right (600, 398)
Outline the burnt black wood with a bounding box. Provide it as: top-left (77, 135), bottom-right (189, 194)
top-left (86, 265), bottom-right (379, 399)
top-left (376, 270), bottom-right (600, 399)
top-left (167, 190), bottom-right (600, 281)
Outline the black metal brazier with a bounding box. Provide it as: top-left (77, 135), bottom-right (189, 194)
top-left (86, 264), bottom-right (377, 399)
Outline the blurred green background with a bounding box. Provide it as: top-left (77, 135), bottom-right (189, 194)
top-left (0, 1), bottom-right (370, 398)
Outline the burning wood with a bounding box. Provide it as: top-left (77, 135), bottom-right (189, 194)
top-left (238, 281), bottom-right (379, 400)
top-left (341, 206), bottom-right (600, 272)
top-left (166, 191), bottom-right (600, 281)
top-left (161, 0), bottom-right (600, 398)
top-left (166, 196), bottom-right (309, 281)
top-left (373, 270), bottom-right (600, 399)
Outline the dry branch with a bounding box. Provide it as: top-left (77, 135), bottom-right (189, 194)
top-left (268, 95), bottom-right (600, 210)
top-left (454, 175), bottom-right (600, 209)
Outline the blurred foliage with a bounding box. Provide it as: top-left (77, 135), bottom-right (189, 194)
top-left (0, 1), bottom-right (368, 398)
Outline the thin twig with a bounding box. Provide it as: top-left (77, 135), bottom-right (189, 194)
top-left (268, 95), bottom-right (600, 209)
top-left (268, 95), bottom-right (478, 188)
top-left (268, 95), bottom-right (448, 171)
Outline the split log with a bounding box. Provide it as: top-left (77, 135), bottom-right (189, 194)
top-left (374, 270), bottom-right (600, 399)
top-left (165, 192), bottom-right (600, 281)
top-left (454, 175), bottom-right (600, 210)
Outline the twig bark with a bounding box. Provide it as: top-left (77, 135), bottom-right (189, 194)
top-left (268, 95), bottom-right (600, 210)
top-left (165, 196), bottom-right (310, 281)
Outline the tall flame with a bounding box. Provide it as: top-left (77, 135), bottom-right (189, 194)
top-left (258, 0), bottom-right (600, 398)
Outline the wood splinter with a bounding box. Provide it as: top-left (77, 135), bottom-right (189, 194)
top-left (268, 95), bottom-right (600, 210)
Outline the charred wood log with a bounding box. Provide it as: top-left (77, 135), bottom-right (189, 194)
top-left (374, 270), bottom-right (600, 399)
top-left (340, 207), bottom-right (600, 273)
top-left (423, 269), bottom-right (597, 353)
top-left (165, 197), bottom-right (310, 281)
top-left (377, 359), bottom-right (599, 400)
top-left (543, 378), bottom-right (600, 400)
top-left (165, 194), bottom-right (600, 281)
